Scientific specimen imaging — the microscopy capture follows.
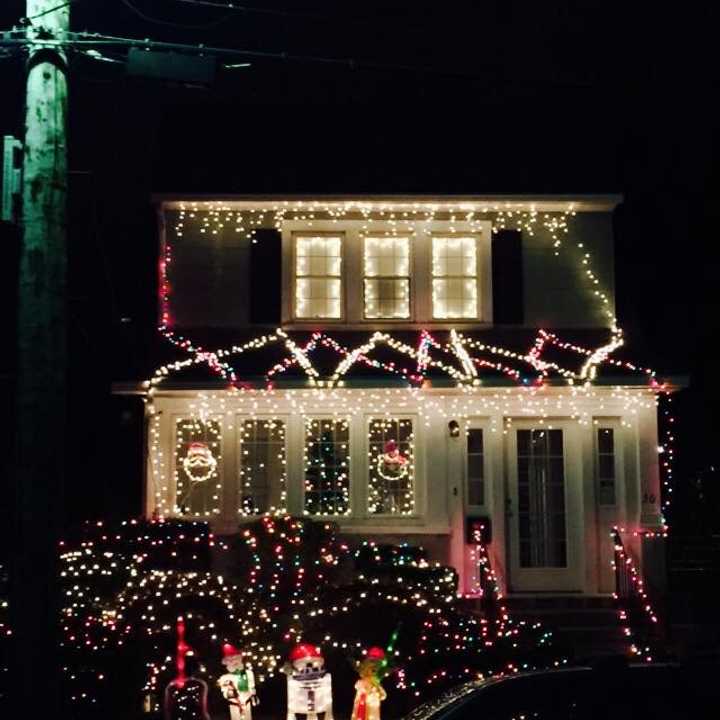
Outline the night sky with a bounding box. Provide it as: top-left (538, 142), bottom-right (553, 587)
top-left (1, 1), bottom-right (718, 531)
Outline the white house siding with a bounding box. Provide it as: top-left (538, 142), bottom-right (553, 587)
top-left (146, 386), bottom-right (662, 596)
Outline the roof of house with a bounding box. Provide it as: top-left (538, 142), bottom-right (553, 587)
top-left (154, 194), bottom-right (622, 213)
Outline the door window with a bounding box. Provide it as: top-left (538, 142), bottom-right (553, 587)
top-left (516, 429), bottom-right (567, 568)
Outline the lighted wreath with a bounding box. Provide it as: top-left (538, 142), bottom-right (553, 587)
top-left (376, 440), bottom-right (409, 481)
top-left (181, 441), bottom-right (218, 483)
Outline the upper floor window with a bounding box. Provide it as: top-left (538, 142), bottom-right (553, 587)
top-left (283, 220), bottom-right (492, 326)
top-left (363, 236), bottom-right (411, 319)
top-left (295, 234), bottom-right (342, 319)
top-left (432, 236), bottom-right (478, 319)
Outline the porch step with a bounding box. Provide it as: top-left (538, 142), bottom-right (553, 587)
top-left (501, 596), bottom-right (629, 661)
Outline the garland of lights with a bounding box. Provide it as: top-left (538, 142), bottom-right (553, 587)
top-left (54, 516), bottom-right (566, 715)
top-left (611, 527), bottom-right (664, 663)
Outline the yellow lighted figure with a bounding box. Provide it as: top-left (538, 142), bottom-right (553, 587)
top-left (351, 647), bottom-right (387, 720)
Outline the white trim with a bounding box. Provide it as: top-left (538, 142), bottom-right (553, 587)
top-left (158, 194), bottom-right (623, 213)
top-left (281, 219), bottom-right (493, 328)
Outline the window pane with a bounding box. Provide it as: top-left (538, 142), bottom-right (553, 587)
top-left (598, 427), bottom-right (615, 454)
top-left (364, 278), bottom-right (410, 318)
top-left (296, 278), bottom-right (341, 318)
top-left (368, 418), bottom-right (415, 515)
top-left (295, 236), bottom-right (342, 319)
top-left (432, 278), bottom-right (478, 318)
top-left (175, 418), bottom-right (222, 517)
top-left (432, 237), bottom-right (477, 277)
top-left (304, 418), bottom-right (351, 516)
top-left (597, 428), bottom-right (616, 505)
top-left (467, 428), bottom-right (484, 507)
top-left (364, 237), bottom-right (410, 277)
top-left (516, 428), bottom-right (567, 568)
top-left (238, 419), bottom-right (286, 516)
top-left (432, 236), bottom-right (479, 319)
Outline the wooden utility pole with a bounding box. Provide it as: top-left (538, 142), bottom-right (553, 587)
top-left (13, 0), bottom-right (69, 712)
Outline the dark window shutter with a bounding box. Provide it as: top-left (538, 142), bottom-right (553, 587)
top-left (491, 229), bottom-right (524, 324)
top-left (249, 228), bottom-right (282, 324)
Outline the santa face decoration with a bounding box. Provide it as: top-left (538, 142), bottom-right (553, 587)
top-left (182, 441), bottom-right (218, 483)
top-left (376, 440), bottom-right (409, 481)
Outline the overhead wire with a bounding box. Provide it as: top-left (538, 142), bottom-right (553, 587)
top-left (118, 0), bottom-right (237, 30)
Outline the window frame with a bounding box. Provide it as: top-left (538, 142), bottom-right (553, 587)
top-left (430, 232), bottom-right (482, 320)
top-left (365, 413), bottom-right (419, 518)
top-left (301, 415), bottom-right (353, 518)
top-left (292, 231), bottom-right (345, 322)
top-left (464, 420), bottom-right (491, 511)
top-left (361, 232), bottom-right (413, 321)
top-left (235, 414), bottom-right (289, 518)
top-left (281, 219), bottom-right (493, 329)
top-left (171, 413), bottom-right (225, 519)
top-left (593, 419), bottom-right (623, 508)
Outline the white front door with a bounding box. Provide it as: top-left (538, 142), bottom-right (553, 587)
top-left (506, 424), bottom-right (584, 592)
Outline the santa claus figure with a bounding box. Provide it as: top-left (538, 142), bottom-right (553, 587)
top-left (217, 644), bottom-right (257, 720)
top-left (377, 440), bottom-right (408, 480)
top-left (284, 643), bottom-right (333, 720)
top-left (351, 647), bottom-right (387, 720)
top-left (182, 441), bottom-right (218, 482)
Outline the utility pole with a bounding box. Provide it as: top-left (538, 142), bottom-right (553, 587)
top-left (13, 0), bottom-right (69, 712)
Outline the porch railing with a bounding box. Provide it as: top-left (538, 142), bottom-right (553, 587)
top-left (611, 527), bottom-right (665, 662)
top-left (473, 533), bottom-right (507, 627)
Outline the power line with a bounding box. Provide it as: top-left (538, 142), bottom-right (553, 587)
top-left (118, 0), bottom-right (237, 30)
top-left (1, 28), bottom-right (491, 79)
top-left (171, 0), bottom-right (331, 22)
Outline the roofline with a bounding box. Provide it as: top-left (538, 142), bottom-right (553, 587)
top-left (112, 375), bottom-right (687, 395)
top-left (152, 194), bottom-right (623, 213)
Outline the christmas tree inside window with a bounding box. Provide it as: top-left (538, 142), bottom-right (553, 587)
top-left (368, 418), bottom-right (415, 515)
top-left (174, 417), bottom-right (222, 516)
top-left (238, 418), bottom-right (287, 516)
top-left (303, 418), bottom-right (351, 516)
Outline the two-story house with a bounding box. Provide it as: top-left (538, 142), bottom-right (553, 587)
top-left (136, 195), bottom-right (669, 599)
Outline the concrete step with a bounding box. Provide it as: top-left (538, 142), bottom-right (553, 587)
top-left (504, 595), bottom-right (616, 610)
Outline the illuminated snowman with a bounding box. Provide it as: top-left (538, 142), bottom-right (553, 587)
top-left (284, 643), bottom-right (333, 720)
top-left (218, 644), bottom-right (257, 720)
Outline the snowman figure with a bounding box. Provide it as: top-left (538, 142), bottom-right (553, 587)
top-left (284, 643), bottom-right (333, 720)
top-left (217, 644), bottom-right (257, 720)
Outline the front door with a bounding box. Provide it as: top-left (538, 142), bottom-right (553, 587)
top-left (506, 425), bottom-right (583, 592)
